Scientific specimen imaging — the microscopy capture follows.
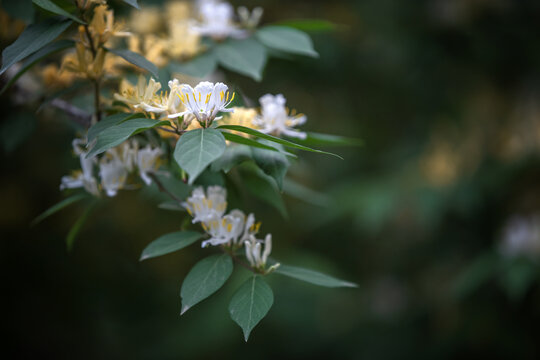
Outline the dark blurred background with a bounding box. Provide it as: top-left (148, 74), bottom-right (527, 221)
top-left (2, 0), bottom-right (540, 358)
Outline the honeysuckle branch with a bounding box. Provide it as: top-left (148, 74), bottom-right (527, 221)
top-left (49, 98), bottom-right (92, 127)
top-left (221, 245), bottom-right (260, 274)
top-left (148, 172), bottom-right (183, 202)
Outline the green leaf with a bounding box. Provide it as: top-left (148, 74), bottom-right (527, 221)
top-left (31, 193), bottom-right (89, 226)
top-left (215, 38), bottom-right (267, 81)
top-left (221, 131), bottom-right (295, 156)
top-left (108, 48), bottom-right (159, 78)
top-left (273, 19), bottom-right (337, 33)
top-left (251, 147), bottom-right (289, 190)
top-left (256, 26), bottom-right (318, 58)
top-left (275, 264), bottom-right (358, 288)
top-left (173, 128), bottom-right (226, 185)
top-left (32, 0), bottom-right (85, 24)
top-left (229, 276), bottom-right (274, 341)
top-left (218, 125), bottom-right (343, 159)
top-left (283, 178), bottom-right (330, 207)
top-left (0, 111), bottom-right (36, 152)
top-left (66, 201), bottom-right (97, 251)
top-left (140, 231), bottom-right (203, 261)
top-left (3, 0), bottom-right (34, 23)
top-left (158, 201), bottom-right (185, 211)
top-left (0, 19), bottom-right (72, 76)
top-left (87, 112), bottom-right (145, 142)
top-left (180, 254), bottom-right (233, 314)
top-left (0, 39), bottom-right (74, 95)
top-left (211, 144), bottom-right (252, 173)
top-left (298, 132), bottom-right (364, 147)
top-left (87, 118), bottom-right (170, 157)
top-left (239, 164), bottom-right (288, 218)
top-left (499, 258), bottom-right (537, 302)
top-left (169, 52), bottom-right (217, 78)
top-left (122, 0), bottom-right (139, 9)
top-left (452, 252), bottom-right (499, 299)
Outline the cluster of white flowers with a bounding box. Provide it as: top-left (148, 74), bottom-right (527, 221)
top-left (183, 186), bottom-right (277, 271)
top-left (191, 0), bottom-right (263, 39)
top-left (499, 214), bottom-right (540, 259)
top-left (253, 94), bottom-right (308, 139)
top-left (60, 138), bottom-right (163, 197)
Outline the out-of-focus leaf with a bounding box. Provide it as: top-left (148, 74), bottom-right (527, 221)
top-left (256, 26), bottom-right (318, 58)
top-left (140, 231), bottom-right (203, 261)
top-left (108, 48), bottom-right (159, 78)
top-left (3, 0), bottom-right (34, 23)
top-left (221, 132), bottom-right (295, 156)
top-left (283, 178), bottom-right (331, 207)
top-left (158, 200), bottom-right (185, 211)
top-left (193, 168), bottom-right (225, 187)
top-left (0, 39), bottom-right (74, 95)
top-left (215, 38), bottom-right (267, 81)
top-left (180, 254), bottom-right (233, 314)
top-left (240, 164), bottom-right (288, 218)
top-left (273, 19), bottom-right (337, 32)
top-left (66, 201), bottom-right (97, 251)
top-left (169, 52), bottom-right (217, 78)
top-left (32, 0), bottom-right (85, 24)
top-left (297, 132), bottom-right (364, 147)
top-left (452, 252), bottom-right (499, 299)
top-left (0, 111), bottom-right (36, 152)
top-left (275, 264), bottom-right (357, 288)
top-left (87, 112), bottom-right (145, 142)
top-left (31, 193), bottom-right (89, 226)
top-left (122, 0), bottom-right (139, 9)
top-left (251, 146), bottom-right (289, 190)
top-left (229, 276), bottom-right (273, 342)
top-left (218, 125), bottom-right (343, 159)
top-left (499, 258), bottom-right (538, 302)
top-left (211, 144), bottom-right (252, 173)
top-left (0, 19), bottom-right (72, 76)
top-left (173, 128), bottom-right (226, 185)
top-left (87, 118), bottom-right (170, 157)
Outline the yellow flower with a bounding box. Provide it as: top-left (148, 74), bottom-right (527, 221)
top-left (89, 4), bottom-right (130, 45)
top-left (166, 21), bottom-right (201, 60)
top-left (165, 1), bottom-right (192, 23)
top-left (219, 107), bottom-right (259, 138)
top-left (114, 75), bottom-right (162, 109)
top-left (129, 7), bottom-right (163, 34)
top-left (41, 64), bottom-right (77, 89)
top-left (60, 43), bottom-right (107, 79)
top-left (128, 35), bottom-right (168, 68)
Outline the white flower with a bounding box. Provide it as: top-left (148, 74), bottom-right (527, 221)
top-left (499, 214), bottom-right (540, 259)
top-left (183, 186), bottom-right (228, 223)
top-left (192, 1), bottom-right (246, 39)
top-left (137, 145), bottom-right (163, 185)
top-left (174, 81), bottom-right (235, 125)
top-left (60, 138), bottom-right (99, 196)
top-left (136, 79), bottom-right (184, 118)
top-left (253, 94), bottom-right (308, 139)
top-left (245, 233), bottom-right (273, 269)
top-left (201, 212), bottom-right (244, 247)
top-left (237, 6), bottom-right (263, 29)
top-left (99, 151), bottom-right (128, 197)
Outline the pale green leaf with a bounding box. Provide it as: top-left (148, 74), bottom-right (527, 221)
top-left (140, 231), bottom-right (203, 261)
top-left (215, 38), bottom-right (267, 81)
top-left (158, 201), bottom-right (185, 211)
top-left (275, 264), bottom-right (358, 288)
top-left (32, 0), bottom-right (85, 24)
top-left (173, 128), bottom-right (226, 185)
top-left (298, 132), bottom-right (364, 147)
top-left (108, 48), bottom-right (159, 78)
top-left (218, 125), bottom-right (343, 159)
top-left (169, 52), bottom-right (217, 78)
top-left (87, 118), bottom-right (170, 157)
top-left (239, 164), bottom-right (288, 218)
top-left (0, 19), bottom-right (72, 75)
top-left (87, 112), bottom-right (145, 142)
top-left (256, 26), bottom-right (318, 58)
top-left (229, 276), bottom-right (274, 341)
top-left (211, 144), bottom-right (252, 173)
top-left (180, 254), bottom-right (233, 314)
top-left (251, 146), bottom-right (289, 190)
top-left (273, 19), bottom-right (337, 32)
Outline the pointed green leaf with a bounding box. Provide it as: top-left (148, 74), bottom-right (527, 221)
top-left (1, 19), bottom-right (72, 76)
top-left (275, 264), bottom-right (357, 288)
top-left (251, 147), bottom-right (289, 190)
top-left (66, 201), bottom-right (97, 251)
top-left (218, 125), bottom-right (343, 159)
top-left (215, 38), bottom-right (267, 81)
top-left (122, 0), bottom-right (139, 9)
top-left (256, 26), bottom-right (318, 57)
top-left (298, 132), bottom-right (364, 147)
top-left (32, 0), bottom-right (85, 24)
top-left (211, 144), bottom-right (252, 173)
top-left (0, 39), bottom-right (74, 95)
top-left (229, 276), bottom-right (274, 341)
top-left (31, 193), bottom-right (89, 226)
top-left (140, 231), bottom-right (203, 261)
top-left (221, 131), bottom-right (295, 157)
top-left (158, 201), bottom-right (185, 211)
top-left (273, 19), bottom-right (337, 33)
top-left (239, 164), bottom-right (288, 218)
top-left (87, 118), bottom-right (170, 157)
top-left (173, 128), bottom-right (226, 185)
top-left (169, 52), bottom-right (217, 78)
top-left (180, 254), bottom-right (233, 314)
top-left (87, 112), bottom-right (145, 142)
top-left (108, 48), bottom-right (159, 78)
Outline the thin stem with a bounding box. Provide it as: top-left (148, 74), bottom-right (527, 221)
top-left (93, 79), bottom-right (101, 122)
top-left (148, 173), bottom-right (182, 202)
top-left (221, 246), bottom-right (258, 274)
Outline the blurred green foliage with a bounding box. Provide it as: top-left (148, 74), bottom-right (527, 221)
top-left (2, 0), bottom-right (540, 358)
